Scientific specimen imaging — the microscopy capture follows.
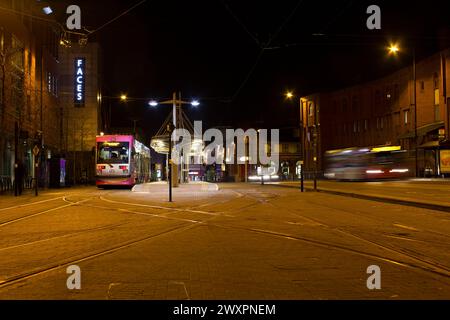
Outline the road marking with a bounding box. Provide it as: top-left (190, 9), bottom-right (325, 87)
top-left (0, 196), bottom-right (63, 212)
top-left (99, 196), bottom-right (223, 216)
top-left (393, 223), bottom-right (420, 232)
top-left (117, 208), bottom-right (201, 223)
top-left (169, 281), bottom-right (190, 300)
top-left (383, 234), bottom-right (423, 243)
top-left (0, 198), bottom-right (90, 227)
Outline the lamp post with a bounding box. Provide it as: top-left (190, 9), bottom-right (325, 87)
top-left (166, 121), bottom-right (175, 202)
top-left (286, 91), bottom-right (305, 192)
top-left (149, 92), bottom-right (200, 184)
top-left (388, 43), bottom-right (418, 177)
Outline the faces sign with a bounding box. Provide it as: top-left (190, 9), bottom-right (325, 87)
top-left (74, 58), bottom-right (85, 107)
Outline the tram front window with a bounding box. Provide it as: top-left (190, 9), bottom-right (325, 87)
top-left (97, 142), bottom-right (130, 164)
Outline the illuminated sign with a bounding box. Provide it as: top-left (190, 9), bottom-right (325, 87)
top-left (74, 58), bottom-right (85, 107)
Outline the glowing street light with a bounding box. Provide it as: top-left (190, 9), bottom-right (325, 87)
top-left (286, 91), bottom-right (294, 99)
top-left (120, 94), bottom-right (127, 101)
top-left (388, 43), bottom-right (400, 55)
top-left (148, 100), bottom-right (158, 107)
top-left (191, 100), bottom-right (200, 107)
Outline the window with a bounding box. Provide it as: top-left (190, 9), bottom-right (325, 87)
top-left (26, 94), bottom-right (31, 121)
top-left (420, 81), bottom-right (425, 91)
top-left (342, 98), bottom-right (348, 113)
top-left (97, 142), bottom-right (130, 164)
top-left (364, 119), bottom-right (368, 131)
top-left (46, 72), bottom-right (58, 96)
top-left (308, 102), bottom-right (314, 116)
top-left (282, 144), bottom-right (289, 153)
top-left (47, 72), bottom-right (52, 93)
top-left (352, 96), bottom-right (358, 112)
top-left (375, 90), bottom-right (381, 105)
top-left (27, 49), bottom-right (31, 74)
top-left (404, 110), bottom-right (409, 125)
top-left (353, 121), bottom-right (357, 133)
top-left (394, 112), bottom-right (400, 126)
top-left (434, 73), bottom-right (440, 121)
top-left (11, 35), bottom-right (24, 70)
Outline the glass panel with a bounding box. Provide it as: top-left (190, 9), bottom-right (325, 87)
top-left (97, 142), bottom-right (130, 164)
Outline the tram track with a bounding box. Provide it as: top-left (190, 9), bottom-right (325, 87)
top-left (0, 196), bottom-right (94, 228)
top-left (0, 190), bottom-right (264, 289)
top-left (97, 188), bottom-right (450, 280)
top-left (255, 191), bottom-right (450, 279)
top-left (1, 185), bottom-right (449, 292)
top-left (0, 220), bottom-right (198, 289)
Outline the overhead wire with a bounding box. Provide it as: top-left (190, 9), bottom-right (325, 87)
top-left (229, 0), bottom-right (305, 102)
top-left (87, 0), bottom-right (148, 36)
top-left (221, 0), bottom-right (261, 47)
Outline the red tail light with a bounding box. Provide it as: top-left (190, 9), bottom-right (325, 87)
top-left (98, 165), bottom-right (106, 169)
top-left (119, 165), bottom-right (127, 170)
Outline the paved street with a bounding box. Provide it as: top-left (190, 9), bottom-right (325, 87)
top-left (0, 182), bottom-right (450, 299)
top-left (270, 179), bottom-right (450, 207)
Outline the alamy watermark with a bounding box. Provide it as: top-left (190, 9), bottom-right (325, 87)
top-left (168, 121), bottom-right (279, 173)
top-left (66, 265), bottom-right (81, 290)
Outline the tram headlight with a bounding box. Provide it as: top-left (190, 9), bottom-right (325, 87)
top-left (366, 170), bottom-right (383, 174)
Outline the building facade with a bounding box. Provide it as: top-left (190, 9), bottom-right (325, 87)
top-left (301, 49), bottom-right (450, 177)
top-left (59, 42), bottom-right (102, 185)
top-left (0, 0), bottom-right (61, 191)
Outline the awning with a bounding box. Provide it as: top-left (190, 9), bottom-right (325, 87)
top-left (418, 141), bottom-right (439, 149)
top-left (418, 140), bottom-right (450, 149)
top-left (398, 121), bottom-right (444, 139)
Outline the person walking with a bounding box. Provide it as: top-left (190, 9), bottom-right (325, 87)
top-left (16, 159), bottom-right (24, 196)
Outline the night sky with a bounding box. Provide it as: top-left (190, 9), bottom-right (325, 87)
top-left (50, 0), bottom-right (450, 141)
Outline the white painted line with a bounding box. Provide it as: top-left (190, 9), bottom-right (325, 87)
top-left (0, 196), bottom-right (63, 212)
top-left (393, 223), bottom-right (420, 232)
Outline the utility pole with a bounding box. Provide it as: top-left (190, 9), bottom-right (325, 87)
top-left (167, 121), bottom-right (175, 202)
top-left (413, 49), bottom-right (418, 177)
top-left (313, 100), bottom-right (319, 191)
top-left (299, 99), bottom-right (304, 192)
top-left (14, 121), bottom-right (18, 196)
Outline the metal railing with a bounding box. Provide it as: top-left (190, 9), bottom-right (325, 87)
top-left (0, 176), bottom-right (35, 194)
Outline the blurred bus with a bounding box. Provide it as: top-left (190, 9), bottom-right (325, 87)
top-left (95, 135), bottom-right (151, 188)
top-left (324, 145), bottom-right (413, 181)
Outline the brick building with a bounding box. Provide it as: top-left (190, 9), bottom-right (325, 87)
top-left (59, 42), bottom-right (102, 185)
top-left (300, 48), bottom-right (450, 177)
top-left (0, 1), bottom-right (61, 191)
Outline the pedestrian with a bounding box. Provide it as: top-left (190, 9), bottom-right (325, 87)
top-left (17, 159), bottom-right (24, 196)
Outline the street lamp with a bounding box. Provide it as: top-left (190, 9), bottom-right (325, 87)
top-left (387, 42), bottom-right (418, 177)
top-left (150, 92), bottom-right (200, 184)
top-left (285, 91), bottom-right (294, 99)
top-left (284, 91), bottom-right (305, 192)
top-left (148, 100), bottom-right (158, 107)
top-left (388, 43), bottom-right (400, 55)
top-left (120, 94), bottom-right (127, 101)
top-left (166, 121), bottom-right (175, 202)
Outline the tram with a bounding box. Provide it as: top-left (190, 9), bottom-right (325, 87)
top-left (95, 134), bottom-right (150, 188)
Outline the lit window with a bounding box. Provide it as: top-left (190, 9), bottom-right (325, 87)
top-left (404, 110), bottom-right (409, 124)
top-left (308, 102), bottom-right (314, 116)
